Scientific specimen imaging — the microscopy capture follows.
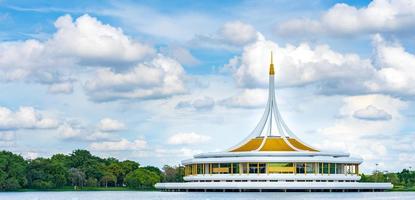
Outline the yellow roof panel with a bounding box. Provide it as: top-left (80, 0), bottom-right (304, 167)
top-left (230, 137), bottom-right (318, 152)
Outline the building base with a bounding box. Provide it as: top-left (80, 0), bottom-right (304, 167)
top-left (155, 181), bottom-right (392, 192)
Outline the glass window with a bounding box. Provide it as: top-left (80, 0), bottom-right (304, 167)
top-left (241, 163), bottom-right (248, 174)
top-left (306, 163), bottom-right (314, 174)
top-left (296, 163), bottom-right (305, 174)
top-left (330, 163), bottom-right (336, 174)
top-left (249, 163), bottom-right (258, 174)
top-left (197, 164), bottom-right (203, 174)
top-left (323, 163), bottom-right (329, 174)
top-left (204, 163), bottom-right (210, 174)
top-left (336, 164), bottom-right (344, 174)
top-left (349, 164), bottom-right (356, 174)
top-left (220, 163), bottom-right (231, 174)
top-left (232, 163), bottom-right (239, 174)
top-left (259, 163), bottom-right (266, 174)
top-left (268, 163), bottom-right (295, 174)
top-left (319, 163), bottom-right (323, 174)
top-left (212, 163), bottom-right (219, 174)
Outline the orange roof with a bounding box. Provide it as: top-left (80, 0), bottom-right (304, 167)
top-left (230, 136), bottom-right (318, 152)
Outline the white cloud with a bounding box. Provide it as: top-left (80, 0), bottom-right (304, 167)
top-left (364, 34), bottom-right (415, 96)
top-left (47, 82), bottom-right (74, 94)
top-left (276, 0), bottom-right (415, 37)
top-left (23, 151), bottom-right (40, 160)
top-left (167, 132), bottom-right (211, 145)
top-left (98, 118), bottom-right (125, 132)
top-left (0, 14), bottom-right (155, 94)
top-left (353, 105), bottom-right (392, 121)
top-left (314, 94), bottom-right (411, 172)
top-left (190, 21), bottom-right (261, 50)
top-left (176, 96), bottom-right (215, 111)
top-left (227, 35), bottom-right (374, 91)
top-left (160, 46), bottom-right (199, 66)
top-left (58, 121), bottom-right (121, 141)
top-left (226, 33), bottom-right (415, 98)
top-left (89, 138), bottom-right (147, 151)
top-left (153, 147), bottom-right (203, 158)
top-left (192, 96), bottom-right (215, 111)
top-left (84, 54), bottom-right (187, 102)
top-left (321, 95), bottom-right (405, 138)
top-left (50, 14), bottom-right (154, 64)
top-left (0, 106), bottom-right (59, 130)
top-left (220, 21), bottom-right (258, 46)
top-left (58, 123), bottom-right (82, 139)
top-left (219, 89), bottom-right (267, 109)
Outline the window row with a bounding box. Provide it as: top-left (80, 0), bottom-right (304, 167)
top-left (184, 162), bottom-right (358, 176)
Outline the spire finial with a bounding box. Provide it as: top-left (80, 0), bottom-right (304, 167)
top-left (269, 51), bottom-right (275, 75)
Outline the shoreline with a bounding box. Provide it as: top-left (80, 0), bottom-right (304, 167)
top-left (2, 187), bottom-right (414, 192)
top-left (8, 187), bottom-right (156, 192)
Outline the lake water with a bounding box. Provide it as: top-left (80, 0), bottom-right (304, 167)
top-left (0, 192), bottom-right (414, 200)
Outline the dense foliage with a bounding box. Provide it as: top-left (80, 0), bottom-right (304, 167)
top-left (361, 169), bottom-right (415, 189)
top-left (0, 150), bottom-right (184, 191)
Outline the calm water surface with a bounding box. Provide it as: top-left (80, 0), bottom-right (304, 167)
top-left (0, 191), bottom-right (414, 200)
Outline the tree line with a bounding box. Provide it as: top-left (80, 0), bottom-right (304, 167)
top-left (0, 150), bottom-right (184, 191)
top-left (361, 169), bottom-right (415, 189)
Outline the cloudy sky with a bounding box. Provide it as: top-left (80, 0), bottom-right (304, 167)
top-left (1, 0), bottom-right (415, 173)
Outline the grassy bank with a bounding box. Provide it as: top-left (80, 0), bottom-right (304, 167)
top-left (390, 185), bottom-right (415, 191)
top-left (15, 186), bottom-right (156, 192)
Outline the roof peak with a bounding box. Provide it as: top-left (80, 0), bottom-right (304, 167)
top-left (269, 51), bottom-right (275, 75)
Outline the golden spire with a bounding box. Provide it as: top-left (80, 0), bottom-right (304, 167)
top-left (269, 51), bottom-right (275, 75)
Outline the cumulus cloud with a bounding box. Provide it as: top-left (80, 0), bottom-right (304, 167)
top-left (219, 21), bottom-right (258, 46)
top-left (227, 34), bottom-right (374, 92)
top-left (84, 55), bottom-right (187, 102)
top-left (153, 147), bottom-right (203, 158)
top-left (160, 46), bottom-right (199, 66)
top-left (47, 82), bottom-right (74, 94)
top-left (219, 89), bottom-right (267, 109)
top-left (0, 14), bottom-right (155, 94)
top-left (317, 94), bottom-right (407, 171)
top-left (0, 106), bottom-right (59, 130)
top-left (58, 123), bottom-right (83, 139)
top-left (321, 94), bottom-right (406, 141)
top-left (97, 118), bottom-right (125, 132)
top-left (353, 105), bottom-right (392, 121)
top-left (50, 14), bottom-right (154, 65)
top-left (89, 138), bottom-right (147, 151)
top-left (176, 96), bottom-right (215, 111)
top-left (364, 34), bottom-right (415, 96)
top-left (276, 0), bottom-right (415, 37)
top-left (167, 132), bottom-right (211, 145)
top-left (190, 21), bottom-right (260, 50)
top-left (58, 121), bottom-right (122, 141)
top-left (226, 33), bottom-right (415, 98)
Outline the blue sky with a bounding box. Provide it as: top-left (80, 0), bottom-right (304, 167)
top-left (1, 0), bottom-right (415, 173)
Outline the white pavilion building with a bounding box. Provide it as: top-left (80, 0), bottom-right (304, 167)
top-left (155, 53), bottom-right (393, 192)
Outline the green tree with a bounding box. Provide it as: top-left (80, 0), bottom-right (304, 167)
top-left (107, 163), bottom-right (124, 186)
top-left (0, 151), bottom-right (28, 191)
top-left (100, 172), bottom-right (116, 187)
top-left (27, 158), bottom-right (67, 189)
top-left (162, 165), bottom-right (184, 182)
top-left (141, 166), bottom-right (164, 182)
top-left (125, 168), bottom-right (160, 189)
top-left (68, 168), bottom-right (85, 189)
top-left (86, 177), bottom-right (98, 187)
